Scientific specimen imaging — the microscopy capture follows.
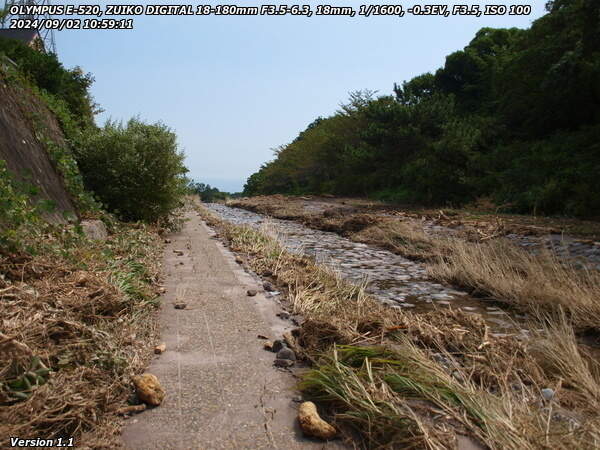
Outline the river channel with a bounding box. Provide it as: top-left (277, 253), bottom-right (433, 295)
top-left (206, 203), bottom-right (529, 338)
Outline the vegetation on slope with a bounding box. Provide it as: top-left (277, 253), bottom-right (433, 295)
top-left (244, 0), bottom-right (600, 217)
top-left (1, 37), bottom-right (189, 222)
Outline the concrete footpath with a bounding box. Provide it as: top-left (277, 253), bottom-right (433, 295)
top-left (121, 207), bottom-right (345, 449)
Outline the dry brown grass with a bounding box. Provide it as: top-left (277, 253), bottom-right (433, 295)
top-left (0, 217), bottom-right (164, 447)
top-left (428, 238), bottom-right (600, 331)
top-left (198, 204), bottom-right (600, 449)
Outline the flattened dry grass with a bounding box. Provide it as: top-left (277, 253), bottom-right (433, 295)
top-left (428, 238), bottom-right (600, 332)
top-left (353, 219), bottom-right (600, 331)
top-left (0, 218), bottom-right (164, 447)
top-left (198, 204), bottom-right (600, 449)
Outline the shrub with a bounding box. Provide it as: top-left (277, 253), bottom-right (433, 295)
top-left (76, 118), bottom-right (188, 222)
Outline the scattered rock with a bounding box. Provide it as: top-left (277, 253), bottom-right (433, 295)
top-left (246, 289), bottom-right (258, 297)
top-left (283, 330), bottom-right (301, 356)
top-left (154, 343), bottom-right (166, 354)
top-left (235, 256), bottom-right (243, 264)
top-left (164, 239), bottom-right (171, 244)
top-left (432, 353), bottom-right (451, 368)
top-left (274, 359), bottom-right (294, 368)
top-left (81, 219), bottom-right (108, 241)
top-left (257, 334), bottom-right (269, 340)
top-left (173, 302), bottom-right (187, 310)
top-left (173, 250), bottom-right (184, 256)
top-left (276, 311), bottom-right (290, 320)
top-left (262, 270), bottom-right (273, 277)
top-left (133, 373), bottom-right (165, 406)
top-left (272, 339), bottom-right (286, 353)
top-left (263, 341), bottom-right (274, 351)
top-left (158, 287), bottom-right (166, 294)
top-left (541, 388), bottom-right (555, 402)
top-left (298, 401), bottom-right (336, 440)
top-left (276, 347), bottom-right (296, 361)
top-left (263, 281), bottom-right (275, 292)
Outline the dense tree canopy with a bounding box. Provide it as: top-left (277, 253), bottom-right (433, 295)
top-left (244, 0), bottom-right (600, 217)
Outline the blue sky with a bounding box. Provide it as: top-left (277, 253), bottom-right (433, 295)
top-left (56, 1), bottom-right (547, 192)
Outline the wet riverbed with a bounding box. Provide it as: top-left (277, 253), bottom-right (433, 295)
top-left (206, 204), bottom-right (528, 337)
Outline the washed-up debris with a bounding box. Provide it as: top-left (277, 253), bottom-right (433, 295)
top-left (154, 343), bottom-right (166, 354)
top-left (116, 404), bottom-right (146, 415)
top-left (298, 401), bottom-right (336, 439)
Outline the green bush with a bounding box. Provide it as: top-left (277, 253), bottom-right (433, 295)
top-left (76, 118), bottom-right (188, 222)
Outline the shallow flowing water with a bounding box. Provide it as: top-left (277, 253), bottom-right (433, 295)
top-left (206, 204), bottom-right (529, 337)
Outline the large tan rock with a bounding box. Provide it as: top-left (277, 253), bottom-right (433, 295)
top-left (298, 401), bottom-right (336, 440)
top-left (133, 373), bottom-right (165, 406)
top-left (81, 219), bottom-right (108, 240)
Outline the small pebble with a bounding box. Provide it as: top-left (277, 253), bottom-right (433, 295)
top-left (247, 289), bottom-right (258, 297)
top-left (272, 340), bottom-right (286, 353)
top-left (541, 388), bottom-right (555, 401)
top-left (276, 347), bottom-right (296, 361)
top-left (274, 359), bottom-right (294, 368)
